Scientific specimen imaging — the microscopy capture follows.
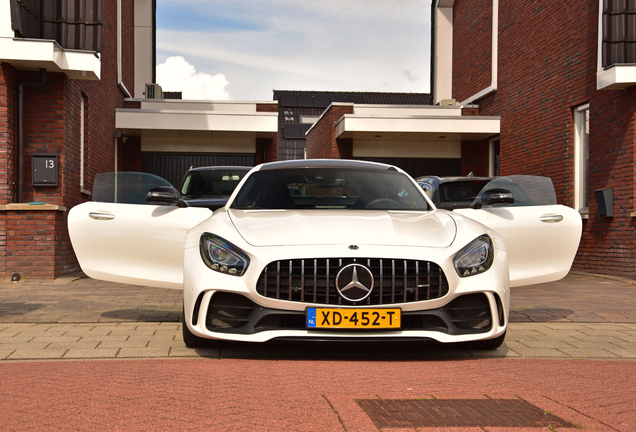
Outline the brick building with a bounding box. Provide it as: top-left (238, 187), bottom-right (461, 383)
top-left (433, 0), bottom-right (636, 277)
top-left (0, 0), bottom-right (150, 279)
top-left (302, 96), bottom-right (500, 178)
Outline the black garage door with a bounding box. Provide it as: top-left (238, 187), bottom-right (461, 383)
top-left (354, 157), bottom-right (460, 179)
top-left (142, 154), bottom-right (256, 187)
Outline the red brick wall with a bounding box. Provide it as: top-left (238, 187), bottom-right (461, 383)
top-left (255, 138), bottom-right (277, 165)
top-left (453, 0), bottom-right (636, 278)
top-left (0, 0), bottom-right (136, 278)
top-left (120, 137), bottom-right (142, 171)
top-left (3, 209), bottom-right (70, 278)
top-left (577, 87), bottom-right (636, 276)
top-left (256, 104), bottom-right (278, 163)
top-left (306, 105), bottom-right (355, 159)
top-left (0, 64), bottom-right (18, 275)
top-left (460, 139), bottom-right (490, 176)
top-left (453, 0), bottom-right (492, 101)
top-left (256, 103), bottom-right (278, 113)
top-left (0, 64), bottom-right (18, 204)
top-left (459, 107), bottom-right (490, 175)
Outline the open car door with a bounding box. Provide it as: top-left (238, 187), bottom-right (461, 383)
top-left (68, 173), bottom-right (211, 289)
top-left (453, 176), bottom-right (582, 287)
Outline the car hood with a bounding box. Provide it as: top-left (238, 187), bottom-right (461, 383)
top-left (228, 209), bottom-right (457, 247)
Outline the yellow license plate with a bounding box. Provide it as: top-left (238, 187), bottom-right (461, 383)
top-left (306, 308), bottom-right (401, 329)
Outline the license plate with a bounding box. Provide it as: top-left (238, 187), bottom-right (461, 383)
top-left (306, 308), bottom-right (401, 329)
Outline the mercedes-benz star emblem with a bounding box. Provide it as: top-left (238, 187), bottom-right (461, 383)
top-left (335, 263), bottom-right (374, 302)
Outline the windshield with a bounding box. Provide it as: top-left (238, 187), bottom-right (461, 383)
top-left (180, 169), bottom-right (248, 199)
top-left (231, 168), bottom-right (431, 210)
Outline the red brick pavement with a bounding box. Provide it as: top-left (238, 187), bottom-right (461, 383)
top-left (1, 357), bottom-right (634, 431)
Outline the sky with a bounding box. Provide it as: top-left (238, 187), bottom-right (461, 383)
top-left (155, 0), bottom-right (431, 101)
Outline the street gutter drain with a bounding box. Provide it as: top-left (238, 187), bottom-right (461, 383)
top-left (355, 399), bottom-right (574, 428)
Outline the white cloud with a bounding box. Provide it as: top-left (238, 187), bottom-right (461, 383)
top-left (156, 56), bottom-right (232, 100)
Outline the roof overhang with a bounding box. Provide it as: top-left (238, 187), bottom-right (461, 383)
top-left (0, 1), bottom-right (101, 79)
top-left (0, 37), bottom-right (101, 80)
top-left (115, 107), bottom-right (278, 139)
top-left (335, 114), bottom-right (501, 142)
top-left (597, 65), bottom-right (636, 90)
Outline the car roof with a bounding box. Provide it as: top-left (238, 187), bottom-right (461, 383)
top-left (258, 159), bottom-right (397, 171)
top-left (186, 166), bottom-right (252, 173)
top-left (415, 175), bottom-right (494, 183)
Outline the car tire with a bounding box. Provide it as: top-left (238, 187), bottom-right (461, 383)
top-left (181, 307), bottom-right (210, 348)
top-left (464, 330), bottom-right (507, 350)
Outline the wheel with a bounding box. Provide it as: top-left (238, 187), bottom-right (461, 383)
top-left (364, 198), bottom-right (401, 209)
top-left (464, 330), bottom-right (506, 350)
top-left (182, 307), bottom-right (210, 348)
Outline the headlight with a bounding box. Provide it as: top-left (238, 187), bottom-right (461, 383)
top-left (200, 233), bottom-right (250, 276)
top-left (453, 235), bottom-right (494, 277)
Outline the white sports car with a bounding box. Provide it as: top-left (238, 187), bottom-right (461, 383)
top-left (68, 160), bottom-right (582, 349)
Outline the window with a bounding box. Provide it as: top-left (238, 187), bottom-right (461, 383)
top-left (489, 138), bottom-right (500, 177)
top-left (597, 0), bottom-right (636, 89)
top-left (574, 104), bottom-right (590, 212)
top-left (601, 1), bottom-right (636, 68)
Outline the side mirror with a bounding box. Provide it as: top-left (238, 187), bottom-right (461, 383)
top-left (146, 186), bottom-right (189, 208)
top-left (473, 188), bottom-right (514, 209)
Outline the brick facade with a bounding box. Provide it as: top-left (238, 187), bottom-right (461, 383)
top-left (0, 0), bottom-right (135, 279)
top-left (256, 103), bottom-right (278, 164)
top-left (452, 0), bottom-right (636, 278)
top-left (305, 105), bottom-right (355, 159)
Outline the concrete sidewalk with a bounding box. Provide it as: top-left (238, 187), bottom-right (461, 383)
top-left (0, 271), bottom-right (635, 361)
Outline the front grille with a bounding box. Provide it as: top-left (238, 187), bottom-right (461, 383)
top-left (256, 258), bottom-right (449, 306)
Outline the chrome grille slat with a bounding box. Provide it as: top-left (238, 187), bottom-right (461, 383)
top-left (300, 260), bottom-right (305, 302)
top-left (391, 260), bottom-right (396, 304)
top-left (427, 262), bottom-right (431, 300)
top-left (288, 261), bottom-right (293, 301)
top-left (256, 258), bottom-right (449, 306)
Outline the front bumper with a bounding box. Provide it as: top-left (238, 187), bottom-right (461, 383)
top-left (182, 244), bottom-right (510, 344)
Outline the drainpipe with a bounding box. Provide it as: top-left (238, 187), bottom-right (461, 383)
top-left (117, 0), bottom-right (132, 98)
top-left (113, 131), bottom-right (122, 203)
top-left (18, 68), bottom-right (47, 203)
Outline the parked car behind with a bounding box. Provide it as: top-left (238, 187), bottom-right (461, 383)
top-left (416, 175), bottom-right (495, 211)
top-left (415, 175), bottom-right (551, 211)
top-left (179, 166), bottom-right (251, 210)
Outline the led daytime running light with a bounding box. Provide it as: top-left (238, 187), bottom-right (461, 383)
top-left (200, 233), bottom-right (250, 277)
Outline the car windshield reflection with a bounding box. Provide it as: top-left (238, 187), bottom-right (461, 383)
top-left (471, 175), bottom-right (557, 208)
top-left (232, 168), bottom-right (431, 210)
top-left (92, 172), bottom-right (176, 204)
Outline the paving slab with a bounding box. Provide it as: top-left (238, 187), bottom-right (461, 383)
top-left (0, 358), bottom-right (634, 431)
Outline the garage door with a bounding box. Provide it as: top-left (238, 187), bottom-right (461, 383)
top-left (354, 157), bottom-right (460, 179)
top-left (142, 154), bottom-right (256, 187)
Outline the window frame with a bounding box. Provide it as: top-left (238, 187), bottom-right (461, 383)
top-left (574, 104), bottom-right (590, 213)
top-left (489, 137), bottom-right (500, 177)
